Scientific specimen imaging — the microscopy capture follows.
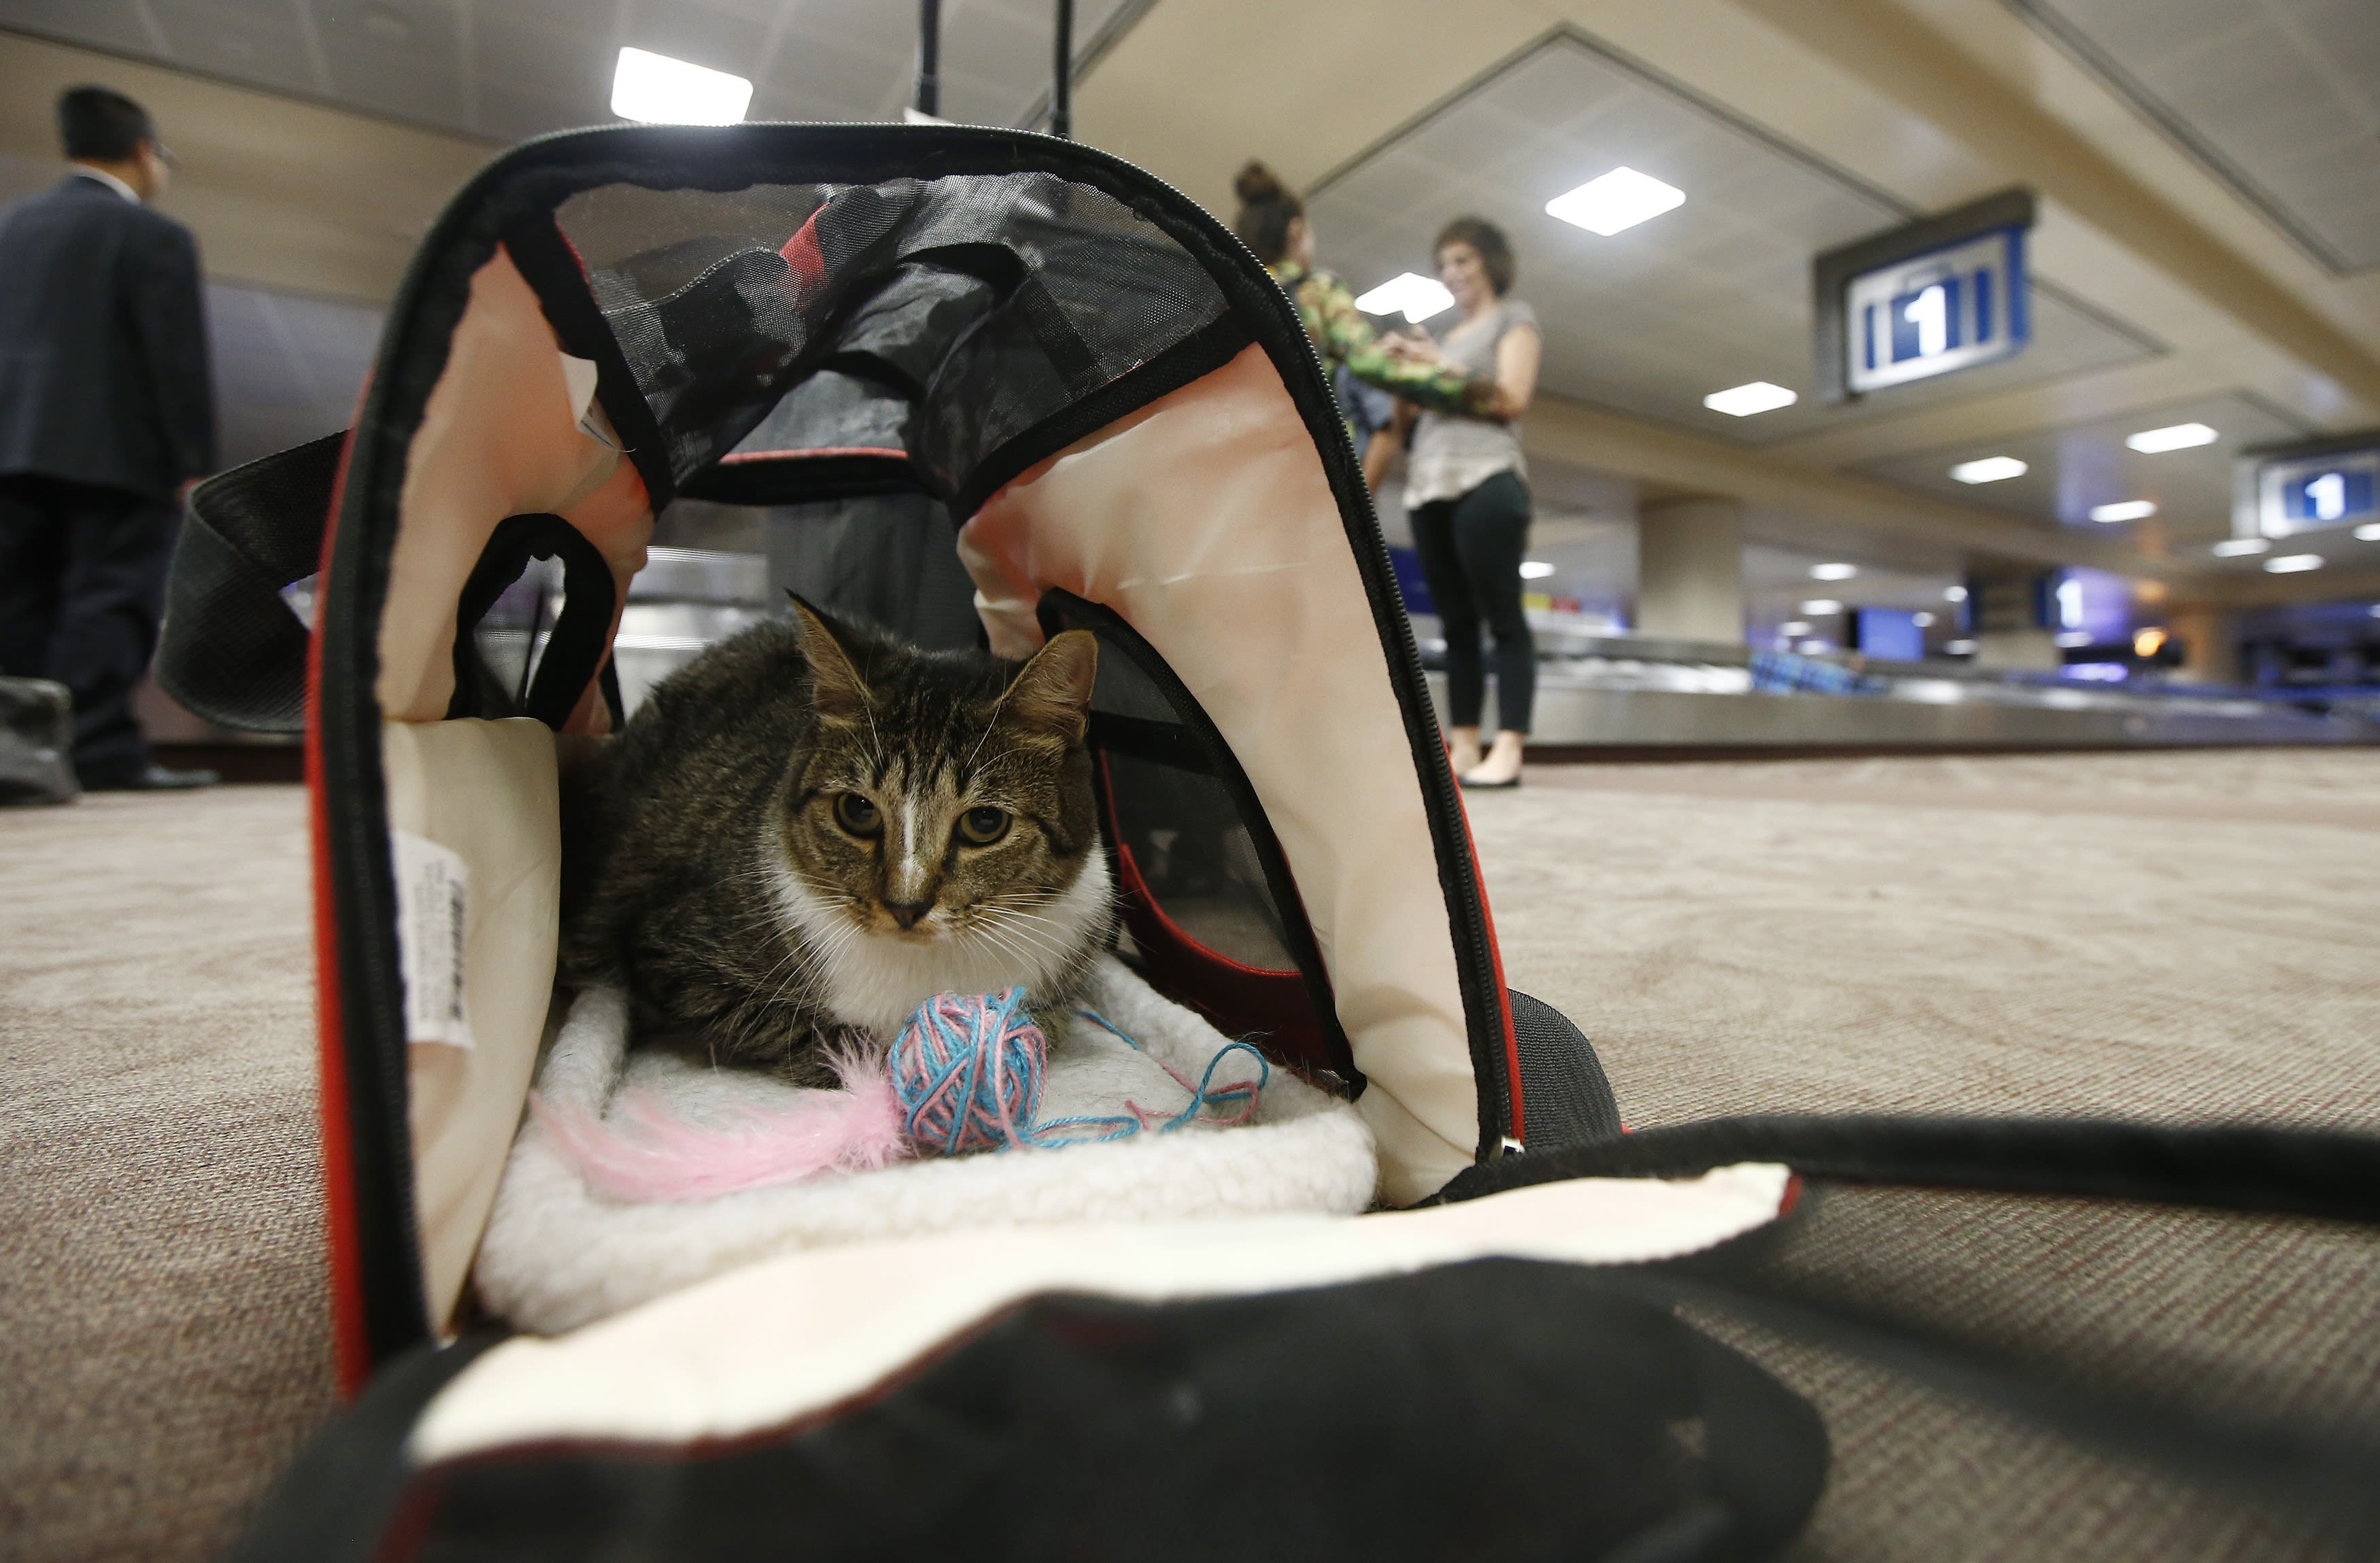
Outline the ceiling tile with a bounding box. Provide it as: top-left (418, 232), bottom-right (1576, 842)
top-left (1307, 33), bottom-right (2162, 465)
top-left (1850, 392), bottom-right (2312, 547)
top-left (2016, 0), bottom-right (2380, 271)
top-left (148, 0), bottom-right (322, 95)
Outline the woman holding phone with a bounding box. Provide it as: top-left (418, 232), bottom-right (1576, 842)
top-left (1395, 218), bottom-right (1542, 789)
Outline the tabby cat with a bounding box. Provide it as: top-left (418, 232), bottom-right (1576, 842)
top-left (561, 598), bottom-right (1112, 1082)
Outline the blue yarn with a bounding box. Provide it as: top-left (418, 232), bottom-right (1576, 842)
top-left (889, 989), bottom-right (1271, 1154)
top-left (1026, 1006), bottom-right (1272, 1147)
top-left (891, 986), bottom-right (1044, 1155)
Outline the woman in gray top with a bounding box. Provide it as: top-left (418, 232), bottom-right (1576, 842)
top-left (1393, 218), bottom-right (1542, 789)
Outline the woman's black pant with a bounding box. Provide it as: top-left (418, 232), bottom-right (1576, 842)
top-left (1410, 469), bottom-right (1534, 735)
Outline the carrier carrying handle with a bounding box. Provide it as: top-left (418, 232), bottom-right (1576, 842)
top-left (159, 440), bottom-right (624, 736)
top-left (912, 0), bottom-right (1073, 138)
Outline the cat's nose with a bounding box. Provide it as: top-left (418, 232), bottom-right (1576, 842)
top-left (883, 899), bottom-right (932, 930)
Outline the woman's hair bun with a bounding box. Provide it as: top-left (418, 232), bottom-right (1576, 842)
top-left (1234, 160), bottom-right (1287, 206)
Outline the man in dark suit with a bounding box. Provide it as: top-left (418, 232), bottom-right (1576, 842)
top-left (0, 86), bottom-right (218, 791)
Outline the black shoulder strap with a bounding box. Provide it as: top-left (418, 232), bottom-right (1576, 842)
top-left (157, 430), bottom-right (346, 734)
top-left (1433, 1112), bottom-right (2380, 1226)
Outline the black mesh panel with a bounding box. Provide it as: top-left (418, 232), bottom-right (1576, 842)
top-left (556, 173), bottom-right (1228, 510)
top-left (1508, 988), bottom-right (1622, 1150)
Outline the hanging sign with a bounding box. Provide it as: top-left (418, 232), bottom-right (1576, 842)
top-left (2249, 437), bottom-right (2380, 538)
top-left (1814, 189), bottom-right (2035, 404)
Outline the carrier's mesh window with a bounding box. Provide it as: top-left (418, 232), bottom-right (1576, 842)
top-left (1104, 749), bottom-right (1295, 973)
top-left (554, 173), bottom-right (1228, 503)
top-left (1031, 589), bottom-right (1351, 1083)
top-left (467, 557), bottom-right (562, 708)
top-left (1088, 629), bottom-right (1297, 972)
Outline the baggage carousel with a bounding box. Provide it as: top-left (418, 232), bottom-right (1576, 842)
top-left (1423, 632), bottom-right (2380, 756)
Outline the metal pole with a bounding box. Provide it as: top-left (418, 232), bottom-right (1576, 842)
top-left (1050, 0), bottom-right (1072, 139)
top-left (915, 0), bottom-right (941, 118)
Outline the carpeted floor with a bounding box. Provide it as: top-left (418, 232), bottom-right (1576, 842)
top-left (4, 750), bottom-right (2378, 1559)
top-left (0, 787), bottom-right (333, 1563)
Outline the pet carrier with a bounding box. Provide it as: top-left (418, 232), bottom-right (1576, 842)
top-left (158, 78), bottom-right (2380, 1563)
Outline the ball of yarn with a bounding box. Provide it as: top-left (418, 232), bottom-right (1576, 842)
top-left (891, 987), bottom-right (1046, 1156)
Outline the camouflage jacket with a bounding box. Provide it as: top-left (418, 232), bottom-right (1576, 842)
top-left (1272, 262), bottom-right (1497, 419)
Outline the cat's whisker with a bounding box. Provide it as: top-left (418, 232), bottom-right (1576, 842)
top-left (968, 908), bottom-right (1070, 965)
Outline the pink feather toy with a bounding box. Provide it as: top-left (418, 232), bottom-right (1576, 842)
top-left (529, 1047), bottom-right (911, 1203)
top-left (531, 989), bottom-right (1268, 1203)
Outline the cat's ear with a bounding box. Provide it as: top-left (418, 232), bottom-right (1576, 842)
top-left (1000, 630), bottom-right (1098, 744)
top-left (787, 595), bottom-right (872, 725)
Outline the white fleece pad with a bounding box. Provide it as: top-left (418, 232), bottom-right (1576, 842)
top-left (473, 955), bottom-right (1380, 1334)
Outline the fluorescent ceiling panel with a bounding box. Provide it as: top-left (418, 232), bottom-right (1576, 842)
top-left (1544, 167), bottom-right (1685, 236)
top-left (1353, 273), bottom-right (1455, 323)
top-left (1950, 457), bottom-right (2028, 483)
top-left (2212, 537), bottom-right (2271, 556)
top-left (2264, 553), bottom-right (2324, 572)
top-left (2089, 500), bottom-right (2157, 522)
top-left (2126, 422), bottom-right (2218, 453)
top-left (1809, 562), bottom-right (1857, 581)
top-left (612, 47), bottom-right (753, 124)
top-left (1703, 381), bottom-right (1797, 416)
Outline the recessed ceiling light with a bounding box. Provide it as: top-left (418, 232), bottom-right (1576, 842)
top-left (612, 46), bottom-right (753, 124)
top-left (2211, 537), bottom-right (2271, 557)
top-left (1809, 562), bottom-right (1857, 581)
top-left (1946, 638), bottom-right (1977, 654)
top-left (1545, 167), bottom-right (1685, 236)
top-left (2356, 523), bottom-right (2380, 541)
top-left (2126, 422), bottom-right (2218, 453)
top-left (1943, 585), bottom-right (1968, 602)
top-left (1780, 621), bottom-right (1812, 636)
top-left (2089, 500), bottom-right (2157, 523)
top-left (1800, 599), bottom-right (1843, 615)
top-left (1704, 381), bottom-right (1797, 417)
top-left (1518, 560), bottom-right (1557, 579)
top-left (2264, 553), bottom-right (2323, 572)
top-left (1354, 272), bottom-right (1455, 324)
top-left (1911, 611), bottom-right (1935, 628)
top-left (1950, 456), bottom-right (2028, 483)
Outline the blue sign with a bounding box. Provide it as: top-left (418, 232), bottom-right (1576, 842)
top-left (2256, 445), bottom-right (2380, 537)
top-left (1845, 228), bottom-right (2028, 394)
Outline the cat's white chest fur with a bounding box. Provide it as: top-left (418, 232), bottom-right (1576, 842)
top-left (766, 846), bottom-right (1112, 1042)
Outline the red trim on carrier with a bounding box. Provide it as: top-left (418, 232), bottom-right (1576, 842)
top-left (715, 445), bottom-right (910, 464)
top-left (306, 424), bottom-right (373, 1397)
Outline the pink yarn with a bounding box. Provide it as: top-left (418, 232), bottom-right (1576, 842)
top-left (531, 1047), bottom-right (910, 1202)
top-left (891, 987), bottom-right (1046, 1156)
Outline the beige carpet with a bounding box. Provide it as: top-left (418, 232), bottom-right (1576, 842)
top-left (5, 751), bottom-right (2379, 1558)
top-left (1465, 750), bottom-right (2380, 1561)
top-left (0, 787), bottom-right (333, 1563)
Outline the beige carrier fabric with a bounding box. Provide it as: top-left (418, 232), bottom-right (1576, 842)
top-left (382, 717), bottom-right (562, 1333)
top-left (372, 247), bottom-right (663, 1324)
top-left (960, 345), bottom-right (1478, 1205)
top-left (375, 247), bottom-right (653, 727)
top-left (413, 1164), bottom-right (1792, 1462)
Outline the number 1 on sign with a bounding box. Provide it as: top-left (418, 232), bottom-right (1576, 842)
top-left (1904, 284), bottom-right (1949, 359)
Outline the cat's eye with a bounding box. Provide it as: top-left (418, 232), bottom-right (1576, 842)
top-left (832, 792), bottom-right (881, 836)
top-left (955, 806), bottom-right (1010, 846)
